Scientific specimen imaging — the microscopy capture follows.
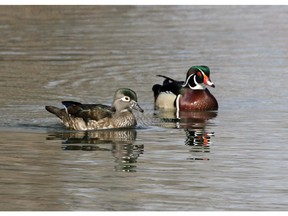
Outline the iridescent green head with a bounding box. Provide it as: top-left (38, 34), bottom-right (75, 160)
top-left (183, 65), bottom-right (215, 89)
top-left (186, 65), bottom-right (210, 79)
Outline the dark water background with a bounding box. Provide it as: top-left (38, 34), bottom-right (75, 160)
top-left (1, 6), bottom-right (288, 210)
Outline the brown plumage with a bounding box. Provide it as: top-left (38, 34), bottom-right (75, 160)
top-left (45, 88), bottom-right (144, 130)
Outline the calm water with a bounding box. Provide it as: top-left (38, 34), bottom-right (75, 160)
top-left (1, 5), bottom-right (288, 211)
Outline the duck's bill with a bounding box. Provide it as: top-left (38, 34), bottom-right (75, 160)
top-left (131, 101), bottom-right (144, 113)
top-left (202, 72), bottom-right (215, 88)
top-left (204, 77), bottom-right (215, 88)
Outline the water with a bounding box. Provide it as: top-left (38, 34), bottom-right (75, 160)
top-left (1, 5), bottom-right (288, 211)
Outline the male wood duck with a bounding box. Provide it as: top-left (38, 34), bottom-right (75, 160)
top-left (45, 88), bottom-right (144, 131)
top-left (152, 65), bottom-right (218, 111)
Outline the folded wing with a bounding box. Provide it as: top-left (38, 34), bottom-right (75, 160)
top-left (62, 101), bottom-right (113, 124)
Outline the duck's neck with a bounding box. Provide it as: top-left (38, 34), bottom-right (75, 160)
top-left (112, 106), bottom-right (132, 113)
top-left (183, 82), bottom-right (206, 90)
top-left (120, 108), bottom-right (131, 113)
top-left (182, 75), bottom-right (206, 90)
top-left (190, 83), bottom-right (206, 90)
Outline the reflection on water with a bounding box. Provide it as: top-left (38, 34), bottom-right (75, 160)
top-left (47, 128), bottom-right (137, 144)
top-left (2, 5), bottom-right (288, 210)
top-left (112, 142), bottom-right (144, 172)
top-left (47, 129), bottom-right (143, 172)
top-left (185, 129), bottom-right (213, 147)
top-left (185, 128), bottom-right (213, 161)
top-left (155, 110), bottom-right (216, 161)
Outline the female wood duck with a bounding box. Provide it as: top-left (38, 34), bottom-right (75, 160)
top-left (45, 88), bottom-right (144, 131)
top-left (152, 65), bottom-right (218, 111)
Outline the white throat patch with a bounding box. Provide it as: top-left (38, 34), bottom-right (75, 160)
top-left (182, 73), bottom-right (206, 90)
top-left (188, 76), bottom-right (206, 90)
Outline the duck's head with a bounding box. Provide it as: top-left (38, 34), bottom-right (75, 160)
top-left (112, 88), bottom-right (144, 113)
top-left (183, 65), bottom-right (215, 89)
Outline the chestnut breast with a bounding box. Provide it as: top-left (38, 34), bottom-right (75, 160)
top-left (179, 88), bottom-right (218, 111)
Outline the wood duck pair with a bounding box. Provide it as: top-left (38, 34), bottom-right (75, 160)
top-left (152, 65), bottom-right (218, 112)
top-left (46, 66), bottom-right (218, 131)
top-left (45, 88), bottom-right (144, 131)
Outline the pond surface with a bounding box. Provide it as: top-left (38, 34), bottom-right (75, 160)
top-left (1, 5), bottom-right (288, 211)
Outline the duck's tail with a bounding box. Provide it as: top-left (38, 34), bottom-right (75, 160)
top-left (156, 75), bottom-right (179, 84)
top-left (45, 106), bottom-right (66, 120)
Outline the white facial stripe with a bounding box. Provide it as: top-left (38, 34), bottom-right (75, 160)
top-left (198, 67), bottom-right (204, 74)
top-left (182, 73), bottom-right (194, 87)
top-left (187, 74), bottom-right (205, 90)
top-left (183, 68), bottom-right (209, 90)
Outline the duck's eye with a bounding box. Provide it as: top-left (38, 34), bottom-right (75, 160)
top-left (122, 96), bottom-right (130, 102)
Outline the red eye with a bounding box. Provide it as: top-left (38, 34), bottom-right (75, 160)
top-left (197, 72), bottom-right (201, 76)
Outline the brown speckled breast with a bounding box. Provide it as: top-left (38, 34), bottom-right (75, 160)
top-left (179, 89), bottom-right (218, 111)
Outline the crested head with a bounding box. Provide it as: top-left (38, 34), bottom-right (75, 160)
top-left (114, 88), bottom-right (138, 102)
top-left (112, 88), bottom-right (143, 113)
top-left (185, 65), bottom-right (210, 80)
top-left (183, 65), bottom-right (215, 90)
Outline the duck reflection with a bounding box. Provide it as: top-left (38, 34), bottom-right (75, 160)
top-left (155, 110), bottom-right (217, 161)
top-left (112, 142), bottom-right (144, 172)
top-left (185, 128), bottom-right (213, 147)
top-left (46, 129), bottom-right (143, 172)
top-left (185, 128), bottom-right (213, 161)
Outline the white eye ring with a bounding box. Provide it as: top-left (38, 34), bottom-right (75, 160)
top-left (122, 96), bottom-right (130, 102)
